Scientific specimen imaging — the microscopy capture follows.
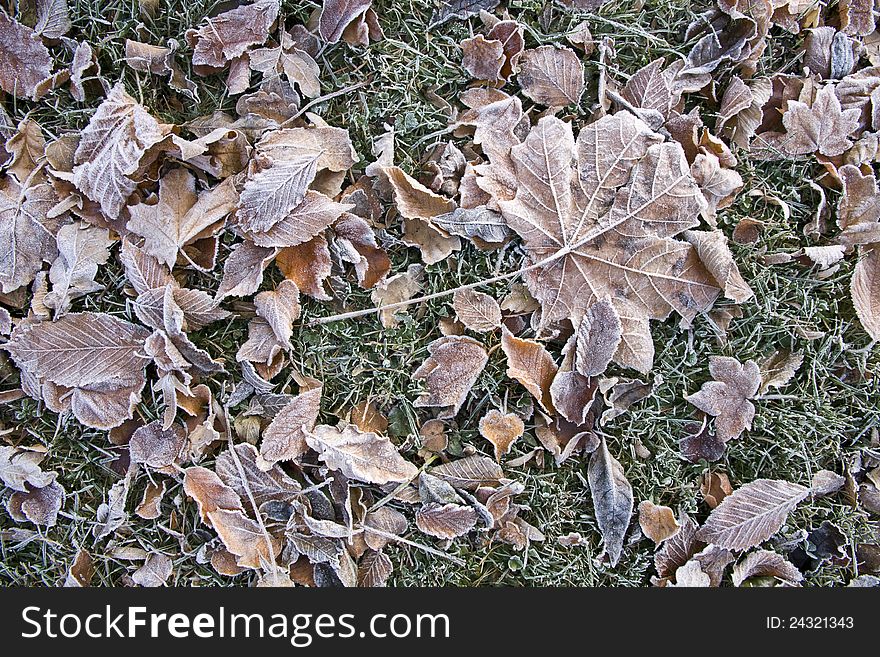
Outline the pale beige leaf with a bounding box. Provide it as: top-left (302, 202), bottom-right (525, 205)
top-left (215, 241), bottom-right (277, 301)
top-left (732, 549), bottom-right (803, 586)
top-left (412, 335), bottom-right (488, 418)
top-left (129, 420), bottom-right (187, 469)
top-left (0, 446), bottom-right (54, 492)
top-left (574, 297), bottom-right (621, 377)
top-left (128, 171), bottom-right (237, 268)
top-left (695, 478), bottom-right (810, 550)
top-left (852, 245), bottom-right (880, 341)
top-left (72, 83), bottom-right (166, 219)
top-left (461, 35), bottom-right (504, 81)
top-left (305, 423), bottom-right (419, 485)
top-left (135, 480), bottom-right (166, 519)
top-left (132, 553), bottom-right (173, 587)
top-left (260, 385), bottom-right (322, 467)
top-left (517, 45), bottom-right (584, 107)
top-left (782, 85), bottom-right (861, 157)
top-left (669, 559), bottom-right (711, 587)
top-left (44, 222), bottom-right (113, 316)
top-left (119, 239), bottom-right (175, 296)
top-left (0, 180), bottom-right (62, 293)
top-left (244, 191), bottom-right (352, 248)
top-left (369, 263), bottom-right (423, 327)
top-left (501, 327), bottom-right (557, 414)
top-left (429, 454), bottom-right (504, 491)
top-left (453, 289), bottom-right (502, 332)
top-left (319, 0), bottom-right (372, 44)
top-left (216, 443), bottom-right (301, 506)
top-left (683, 229), bottom-right (754, 304)
top-left (385, 166), bottom-right (455, 219)
top-left (758, 350), bottom-right (803, 394)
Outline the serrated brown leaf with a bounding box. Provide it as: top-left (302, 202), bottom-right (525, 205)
top-left (215, 241), bottom-right (277, 301)
top-left (696, 478), bottom-right (810, 550)
top-left (72, 84), bottom-right (166, 220)
top-left (588, 437), bottom-right (633, 566)
top-left (432, 207), bottom-right (511, 245)
top-left (259, 384), bottom-right (322, 467)
top-left (686, 356), bottom-right (760, 442)
top-left (183, 466), bottom-right (242, 522)
top-left (638, 500), bottom-right (680, 545)
top-left (501, 327), bottom-right (557, 414)
top-left (412, 335), bottom-right (488, 418)
top-left (128, 170), bottom-right (237, 269)
top-left (453, 289), bottom-right (502, 332)
top-left (429, 454), bottom-right (504, 491)
top-left (782, 85), bottom-right (861, 157)
top-left (0, 13), bottom-right (52, 100)
top-left (357, 549), bottom-right (392, 587)
top-left (306, 423), bottom-right (419, 485)
top-left (186, 0), bottom-right (280, 69)
top-left (245, 191), bottom-right (352, 248)
top-left (478, 409), bottom-right (524, 461)
top-left (732, 549), bottom-right (803, 586)
top-left (518, 45), bottom-right (584, 108)
top-left (119, 240), bottom-right (175, 296)
top-left (496, 113), bottom-right (720, 371)
top-left (415, 502), bottom-right (479, 539)
top-left (254, 279), bottom-right (300, 344)
top-left (654, 512), bottom-right (704, 580)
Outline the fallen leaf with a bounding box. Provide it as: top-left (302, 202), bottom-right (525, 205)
top-left (132, 553), bottom-right (173, 587)
top-left (319, 0), bottom-right (372, 44)
top-left (44, 222), bottom-right (113, 316)
top-left (700, 471), bottom-right (733, 509)
top-left (254, 279), bottom-right (300, 344)
top-left (135, 480), bottom-right (166, 519)
top-left (358, 549), bottom-right (392, 587)
top-left (0, 179), bottom-right (62, 293)
top-left (501, 327), bottom-right (557, 414)
top-left (415, 502), bottom-right (478, 538)
top-left (686, 356), bottom-right (761, 442)
top-left (588, 437), bottom-right (633, 566)
top-left (654, 512), bottom-right (704, 580)
top-left (430, 0), bottom-right (500, 27)
top-left (638, 500), bottom-right (680, 545)
top-left (306, 423), bottom-right (418, 485)
top-left (350, 400), bottom-right (388, 435)
top-left (478, 409), bottom-right (524, 461)
top-left (7, 479), bottom-right (64, 527)
top-left (453, 289), bottom-right (502, 332)
top-left (430, 454), bottom-right (504, 491)
top-left (432, 207), bottom-right (511, 245)
top-left (216, 443), bottom-right (301, 506)
top-left (412, 335), bottom-right (488, 418)
top-left (129, 421), bottom-right (187, 469)
top-left (758, 350), bottom-right (803, 394)
top-left (0, 13), bottom-right (53, 100)
top-left (669, 559), bottom-right (711, 587)
top-left (461, 35), bottom-right (504, 81)
top-left (782, 85), bottom-right (861, 157)
top-left (517, 45), bottom-right (585, 108)
top-left (72, 83), bottom-right (166, 220)
top-left (574, 297), bottom-right (621, 377)
top-left (332, 213), bottom-right (390, 288)
top-left (696, 478), bottom-right (810, 550)
top-left (215, 241), bottom-right (277, 301)
top-left (732, 549), bottom-right (803, 586)
top-left (852, 245), bottom-right (880, 341)
top-left (186, 0), bottom-right (280, 70)
top-left (260, 385), bottom-right (322, 467)
top-left (278, 235), bottom-right (333, 301)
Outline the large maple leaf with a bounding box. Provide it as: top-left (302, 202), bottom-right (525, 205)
top-left (497, 113), bottom-right (720, 372)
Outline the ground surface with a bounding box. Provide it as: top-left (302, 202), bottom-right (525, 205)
top-left (0, 0), bottom-right (878, 587)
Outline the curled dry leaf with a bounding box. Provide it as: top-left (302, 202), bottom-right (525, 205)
top-left (588, 437), bottom-right (633, 567)
top-left (700, 471), bottom-right (733, 509)
top-left (129, 421), bottom-right (187, 469)
top-left (319, 0), bottom-right (372, 44)
top-left (732, 549), bottom-right (803, 586)
top-left (412, 335), bottom-right (488, 418)
top-left (686, 356), bottom-right (761, 442)
top-left (416, 502), bottom-right (479, 539)
top-left (696, 478), bottom-right (810, 550)
top-left (682, 229), bottom-right (753, 304)
top-left (758, 350), bottom-right (803, 394)
top-left (637, 500), bottom-right (680, 545)
top-left (501, 327), bottom-right (557, 414)
top-left (478, 409), bottom-right (524, 461)
top-left (7, 479), bottom-right (64, 527)
top-left (332, 213), bottom-right (390, 289)
top-left (44, 222), bottom-right (113, 316)
top-left (517, 45), bottom-right (585, 108)
top-left (254, 279), bottom-right (301, 344)
top-left (452, 289), bottom-right (502, 332)
top-left (461, 35), bottom-right (504, 81)
top-left (305, 423), bottom-right (419, 485)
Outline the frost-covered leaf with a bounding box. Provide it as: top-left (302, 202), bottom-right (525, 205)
top-left (732, 549), bottom-right (803, 586)
top-left (332, 213), bottom-right (390, 288)
top-left (129, 421), bottom-right (187, 469)
top-left (517, 45), bottom-right (584, 108)
top-left (7, 479), bottom-right (64, 527)
top-left (574, 297), bottom-right (621, 377)
top-left (415, 502), bottom-right (479, 539)
top-left (686, 356), bottom-right (761, 442)
top-left (852, 245), bottom-right (880, 341)
top-left (319, 0), bottom-right (372, 44)
top-left (186, 0), bottom-right (280, 69)
top-left (758, 350), bottom-right (803, 394)
top-left (782, 85), bottom-right (861, 157)
top-left (429, 454), bottom-right (504, 491)
top-left (72, 84), bottom-right (166, 220)
top-left (305, 423), bottom-right (419, 485)
top-left (638, 500), bottom-right (680, 545)
top-left (254, 279), bottom-right (300, 344)
top-left (260, 384), bottom-right (322, 467)
top-left (461, 35), bottom-right (504, 81)
top-left (412, 335), bottom-right (488, 418)
top-left (127, 170), bottom-right (237, 269)
top-left (131, 553), bottom-right (173, 587)
top-left (215, 241), bottom-right (277, 301)
top-left (44, 222), bottom-right (113, 316)
top-left (501, 327), bottom-right (557, 414)
top-left (478, 409), bottom-right (524, 461)
top-left (453, 289), bottom-right (501, 332)
top-left (696, 479), bottom-right (810, 550)
top-left (588, 437), bottom-right (633, 566)
top-left (216, 443), bottom-right (301, 506)
top-left (0, 180), bottom-right (61, 293)
top-left (683, 229), bottom-right (753, 303)
top-left (0, 13), bottom-right (52, 100)
top-left (0, 446), bottom-right (55, 492)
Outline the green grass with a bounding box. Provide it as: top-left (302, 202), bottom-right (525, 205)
top-left (1, 0), bottom-right (878, 587)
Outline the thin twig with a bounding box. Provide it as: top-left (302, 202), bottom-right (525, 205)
top-left (280, 81), bottom-right (369, 126)
top-left (361, 526), bottom-right (466, 565)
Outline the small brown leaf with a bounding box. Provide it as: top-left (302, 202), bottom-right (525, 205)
top-left (461, 35), bottom-right (504, 81)
top-left (782, 85), bottom-right (861, 157)
top-left (637, 500), bottom-right (680, 545)
top-left (501, 327), bottom-right (558, 414)
top-left (216, 241), bottom-right (277, 302)
top-left (0, 13), bottom-right (53, 100)
top-left (430, 454), bottom-right (504, 491)
top-left (319, 0), bottom-right (372, 44)
top-left (277, 236), bottom-right (332, 301)
top-left (412, 335), bottom-right (488, 418)
top-left (574, 297), bottom-right (621, 377)
top-left (732, 549), bottom-right (803, 586)
top-left (254, 279), bottom-right (300, 344)
top-left (478, 409), bottom-right (524, 461)
top-left (129, 421), bottom-right (187, 469)
top-left (260, 385), bottom-right (322, 467)
top-left (686, 356), bottom-right (761, 442)
top-left (135, 480), bottom-right (167, 519)
top-left (415, 502), bottom-right (479, 539)
top-left (758, 350), bottom-right (803, 394)
top-left (7, 479), bottom-right (64, 527)
top-left (186, 0), bottom-right (280, 69)
top-left (700, 471), bottom-right (733, 509)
